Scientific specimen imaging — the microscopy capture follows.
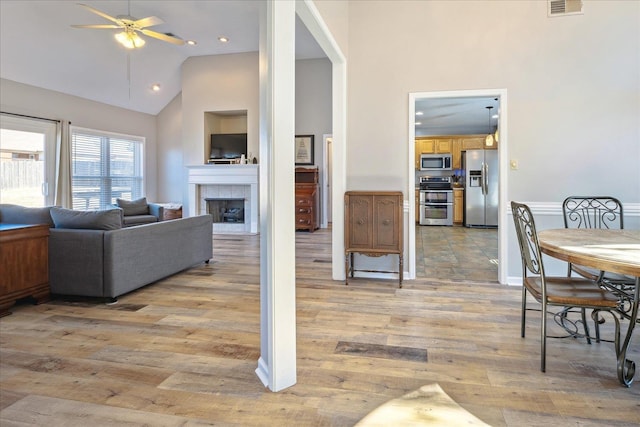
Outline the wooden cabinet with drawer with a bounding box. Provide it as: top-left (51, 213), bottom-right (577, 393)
top-left (295, 167), bottom-right (319, 232)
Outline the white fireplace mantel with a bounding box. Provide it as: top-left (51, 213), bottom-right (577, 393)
top-left (187, 164), bottom-right (259, 234)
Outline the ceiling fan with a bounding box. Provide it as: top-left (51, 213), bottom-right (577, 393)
top-left (71, 3), bottom-right (185, 48)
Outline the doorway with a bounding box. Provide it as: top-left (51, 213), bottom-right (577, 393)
top-left (0, 113), bottom-right (57, 207)
top-left (408, 89), bottom-right (508, 284)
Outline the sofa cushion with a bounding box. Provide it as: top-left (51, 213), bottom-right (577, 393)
top-left (116, 197), bottom-right (149, 216)
top-left (50, 207), bottom-right (123, 230)
top-left (122, 214), bottom-right (158, 227)
top-left (0, 204), bottom-right (54, 226)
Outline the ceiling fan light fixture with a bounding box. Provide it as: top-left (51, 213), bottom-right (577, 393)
top-left (186, 40), bottom-right (197, 46)
top-left (115, 30), bottom-right (145, 49)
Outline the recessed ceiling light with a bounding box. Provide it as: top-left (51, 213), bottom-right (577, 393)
top-left (151, 84), bottom-right (161, 92)
top-left (186, 40), bottom-right (197, 46)
top-left (415, 121), bottom-right (422, 126)
top-left (416, 111), bottom-right (423, 116)
top-left (218, 36), bottom-right (229, 43)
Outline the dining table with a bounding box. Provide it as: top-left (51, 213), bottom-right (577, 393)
top-left (537, 228), bottom-right (640, 387)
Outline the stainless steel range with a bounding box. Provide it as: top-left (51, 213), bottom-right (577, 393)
top-left (419, 176), bottom-right (453, 226)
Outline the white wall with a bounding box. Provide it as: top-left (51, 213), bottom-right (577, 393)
top-left (342, 0), bottom-right (640, 279)
top-left (0, 78), bottom-right (159, 201)
top-left (156, 92), bottom-right (183, 204)
top-left (156, 53), bottom-right (333, 215)
top-left (181, 53), bottom-right (260, 169)
top-left (295, 57), bottom-right (332, 207)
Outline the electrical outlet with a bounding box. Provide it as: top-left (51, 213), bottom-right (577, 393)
top-left (510, 159), bottom-right (518, 170)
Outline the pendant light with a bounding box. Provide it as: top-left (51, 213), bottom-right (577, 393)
top-left (485, 106), bottom-right (495, 147)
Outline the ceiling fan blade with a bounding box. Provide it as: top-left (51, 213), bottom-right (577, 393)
top-left (77, 3), bottom-right (120, 24)
top-left (140, 29), bottom-right (185, 45)
top-left (71, 24), bottom-right (120, 29)
top-left (134, 16), bottom-right (164, 29)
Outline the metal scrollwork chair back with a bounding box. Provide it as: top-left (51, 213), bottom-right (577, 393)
top-left (511, 201), bottom-right (622, 373)
top-left (562, 196), bottom-right (634, 284)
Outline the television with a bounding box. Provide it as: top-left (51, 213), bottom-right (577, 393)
top-left (210, 133), bottom-right (247, 159)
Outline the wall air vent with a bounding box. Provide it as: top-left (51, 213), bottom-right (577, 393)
top-left (548, 0), bottom-right (583, 17)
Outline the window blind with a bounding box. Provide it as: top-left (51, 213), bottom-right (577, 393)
top-left (71, 127), bottom-right (144, 210)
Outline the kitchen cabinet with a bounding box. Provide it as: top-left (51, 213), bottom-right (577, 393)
top-left (453, 188), bottom-right (464, 225)
top-left (416, 137), bottom-right (452, 154)
top-left (416, 135), bottom-right (495, 170)
top-left (461, 137), bottom-right (485, 150)
top-left (295, 167), bottom-right (319, 232)
top-left (344, 191), bottom-right (403, 288)
top-left (415, 137), bottom-right (453, 169)
top-left (415, 189), bottom-right (420, 222)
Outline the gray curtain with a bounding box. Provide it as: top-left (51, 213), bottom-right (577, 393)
top-left (54, 120), bottom-right (72, 208)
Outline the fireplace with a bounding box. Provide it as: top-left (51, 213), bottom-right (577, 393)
top-left (206, 198), bottom-right (245, 223)
top-left (187, 164), bottom-right (259, 234)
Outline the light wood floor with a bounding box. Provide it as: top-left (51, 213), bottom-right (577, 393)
top-left (1, 229), bottom-right (639, 426)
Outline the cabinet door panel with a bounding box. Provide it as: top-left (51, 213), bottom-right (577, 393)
top-left (347, 196), bottom-right (373, 248)
top-left (373, 196), bottom-right (400, 250)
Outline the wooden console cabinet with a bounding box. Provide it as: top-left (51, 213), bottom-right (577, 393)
top-left (295, 167), bottom-right (320, 232)
top-left (344, 191), bottom-right (403, 287)
top-left (0, 224), bottom-right (50, 317)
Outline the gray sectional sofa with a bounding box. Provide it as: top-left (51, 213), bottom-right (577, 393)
top-left (0, 204), bottom-right (213, 300)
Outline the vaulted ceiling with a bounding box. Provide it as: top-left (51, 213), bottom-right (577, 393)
top-left (0, 1), bottom-right (325, 115)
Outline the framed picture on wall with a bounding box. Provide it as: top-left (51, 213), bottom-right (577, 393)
top-left (295, 135), bottom-right (314, 165)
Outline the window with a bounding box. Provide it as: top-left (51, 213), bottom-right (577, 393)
top-left (0, 114), bottom-right (57, 207)
top-left (71, 127), bottom-right (144, 210)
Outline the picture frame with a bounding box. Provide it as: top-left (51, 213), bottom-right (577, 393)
top-left (294, 135), bottom-right (314, 165)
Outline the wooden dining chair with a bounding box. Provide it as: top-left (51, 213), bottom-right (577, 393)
top-left (510, 201), bottom-right (622, 372)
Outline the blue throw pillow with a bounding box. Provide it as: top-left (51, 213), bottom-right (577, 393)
top-left (50, 207), bottom-right (123, 230)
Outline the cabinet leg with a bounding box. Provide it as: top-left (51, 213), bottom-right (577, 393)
top-left (345, 253), bottom-right (349, 286)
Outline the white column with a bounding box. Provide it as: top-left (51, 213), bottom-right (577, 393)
top-left (255, 0), bottom-right (297, 392)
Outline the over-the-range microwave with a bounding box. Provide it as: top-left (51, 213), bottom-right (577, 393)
top-left (420, 154), bottom-right (452, 171)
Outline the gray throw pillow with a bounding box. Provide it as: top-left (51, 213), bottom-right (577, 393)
top-left (0, 204), bottom-right (54, 226)
top-left (50, 207), bottom-right (123, 230)
top-left (116, 197), bottom-right (149, 216)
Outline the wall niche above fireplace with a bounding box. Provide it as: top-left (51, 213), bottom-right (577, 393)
top-left (204, 110), bottom-right (248, 164)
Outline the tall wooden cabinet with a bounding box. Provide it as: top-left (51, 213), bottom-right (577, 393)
top-left (295, 167), bottom-right (320, 232)
top-left (344, 191), bottom-right (403, 288)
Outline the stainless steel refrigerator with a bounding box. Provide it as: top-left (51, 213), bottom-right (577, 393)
top-left (464, 149), bottom-right (498, 227)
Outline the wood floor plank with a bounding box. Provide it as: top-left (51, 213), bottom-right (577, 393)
top-left (1, 228), bottom-right (639, 426)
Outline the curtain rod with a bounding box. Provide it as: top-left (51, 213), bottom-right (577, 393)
top-left (0, 111), bottom-right (61, 124)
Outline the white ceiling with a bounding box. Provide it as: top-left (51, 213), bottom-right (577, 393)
top-left (1, 1), bottom-right (499, 134)
top-left (415, 96), bottom-right (500, 136)
top-left (0, 0), bottom-right (326, 115)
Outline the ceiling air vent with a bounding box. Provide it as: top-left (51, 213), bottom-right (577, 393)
top-left (548, 0), bottom-right (583, 17)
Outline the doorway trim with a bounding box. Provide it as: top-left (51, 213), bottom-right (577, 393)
top-left (321, 133), bottom-right (332, 228)
top-left (408, 89), bottom-right (508, 284)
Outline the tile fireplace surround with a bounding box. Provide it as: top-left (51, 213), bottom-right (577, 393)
top-left (187, 165), bottom-right (258, 234)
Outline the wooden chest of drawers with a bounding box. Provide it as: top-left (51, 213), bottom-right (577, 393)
top-left (295, 184), bottom-right (319, 231)
top-left (295, 167), bottom-right (319, 232)
top-left (0, 223), bottom-right (50, 317)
